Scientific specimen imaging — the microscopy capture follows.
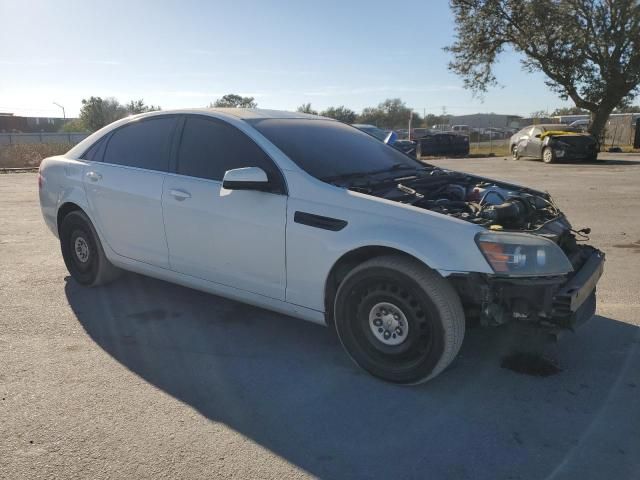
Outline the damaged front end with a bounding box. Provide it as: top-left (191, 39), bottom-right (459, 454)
top-left (352, 167), bottom-right (605, 331)
top-left (450, 244), bottom-right (604, 331)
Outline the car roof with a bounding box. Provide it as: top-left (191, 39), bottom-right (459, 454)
top-left (204, 107), bottom-right (330, 120)
top-left (65, 108), bottom-right (334, 160)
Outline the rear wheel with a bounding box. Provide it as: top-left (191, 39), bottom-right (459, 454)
top-left (511, 145), bottom-right (519, 160)
top-left (542, 147), bottom-right (555, 163)
top-left (334, 255), bottom-right (465, 384)
top-left (60, 210), bottom-right (120, 286)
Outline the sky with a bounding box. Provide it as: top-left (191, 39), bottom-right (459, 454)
top-left (0, 0), bottom-right (576, 118)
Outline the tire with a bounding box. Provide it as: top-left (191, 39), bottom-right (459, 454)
top-left (59, 210), bottom-right (121, 286)
top-left (542, 146), bottom-right (555, 163)
top-left (333, 255), bottom-right (465, 384)
top-left (511, 144), bottom-right (519, 160)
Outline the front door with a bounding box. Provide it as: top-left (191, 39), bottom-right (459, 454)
top-left (162, 115), bottom-right (287, 300)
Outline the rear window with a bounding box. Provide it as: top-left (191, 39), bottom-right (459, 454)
top-left (249, 118), bottom-right (421, 180)
top-left (81, 137), bottom-right (106, 162)
top-left (103, 117), bottom-right (176, 172)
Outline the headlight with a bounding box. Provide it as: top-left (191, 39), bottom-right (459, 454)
top-left (475, 232), bottom-right (573, 276)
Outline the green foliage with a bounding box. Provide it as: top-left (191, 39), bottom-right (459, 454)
top-left (447, 0), bottom-right (640, 137)
top-left (77, 97), bottom-right (162, 132)
top-left (79, 97), bottom-right (127, 131)
top-left (59, 118), bottom-right (89, 133)
top-left (529, 110), bottom-right (550, 119)
top-left (297, 103), bottom-right (318, 115)
top-left (211, 94), bottom-right (257, 108)
top-left (423, 113), bottom-right (451, 128)
top-left (551, 106), bottom-right (590, 116)
top-left (356, 98), bottom-right (418, 129)
top-left (126, 99), bottom-right (161, 114)
top-left (320, 105), bottom-right (356, 124)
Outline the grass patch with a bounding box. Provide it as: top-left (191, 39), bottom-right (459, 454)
top-left (469, 143), bottom-right (511, 157)
top-left (0, 144), bottom-right (73, 169)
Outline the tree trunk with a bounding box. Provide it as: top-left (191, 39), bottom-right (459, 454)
top-left (588, 105), bottom-right (615, 145)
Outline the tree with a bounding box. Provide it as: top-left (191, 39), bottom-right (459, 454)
top-left (297, 103), bottom-right (318, 115)
top-left (126, 99), bottom-right (161, 114)
top-left (79, 97), bottom-right (127, 131)
top-left (211, 94), bottom-right (257, 108)
top-left (529, 110), bottom-right (550, 119)
top-left (320, 105), bottom-right (357, 124)
top-left (423, 113), bottom-right (451, 128)
top-left (447, 0), bottom-right (640, 139)
top-left (60, 118), bottom-right (89, 133)
top-left (357, 98), bottom-right (416, 129)
top-left (551, 106), bottom-right (590, 116)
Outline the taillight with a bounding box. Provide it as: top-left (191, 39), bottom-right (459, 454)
top-left (38, 166), bottom-right (43, 189)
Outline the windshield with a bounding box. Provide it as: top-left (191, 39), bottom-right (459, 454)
top-left (249, 118), bottom-right (423, 181)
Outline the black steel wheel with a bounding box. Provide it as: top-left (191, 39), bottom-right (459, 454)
top-left (334, 255), bottom-right (465, 384)
top-left (59, 210), bottom-right (120, 286)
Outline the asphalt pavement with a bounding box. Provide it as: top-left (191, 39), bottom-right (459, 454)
top-left (1, 154), bottom-right (639, 479)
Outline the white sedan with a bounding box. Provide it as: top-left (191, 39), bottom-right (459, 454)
top-left (38, 108), bottom-right (604, 384)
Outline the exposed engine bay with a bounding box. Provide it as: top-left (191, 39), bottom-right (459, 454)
top-left (346, 167), bottom-right (604, 331)
top-left (351, 168), bottom-right (563, 233)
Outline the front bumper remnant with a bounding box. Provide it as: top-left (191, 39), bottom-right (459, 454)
top-left (551, 249), bottom-right (604, 327)
top-left (451, 246), bottom-right (605, 330)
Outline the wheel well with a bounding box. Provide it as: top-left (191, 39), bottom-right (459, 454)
top-left (56, 202), bottom-right (82, 235)
top-left (324, 246), bottom-right (427, 326)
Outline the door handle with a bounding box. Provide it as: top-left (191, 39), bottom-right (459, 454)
top-left (169, 189), bottom-right (191, 200)
top-left (86, 171), bottom-right (102, 182)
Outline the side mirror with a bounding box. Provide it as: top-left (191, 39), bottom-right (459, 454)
top-left (222, 167), bottom-right (271, 192)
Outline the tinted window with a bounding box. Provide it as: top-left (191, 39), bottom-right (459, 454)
top-left (249, 118), bottom-right (422, 180)
top-left (103, 117), bottom-right (176, 171)
top-left (81, 137), bottom-right (106, 162)
top-left (177, 116), bottom-right (282, 188)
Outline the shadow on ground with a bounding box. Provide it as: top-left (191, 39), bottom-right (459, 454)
top-left (65, 273), bottom-right (640, 480)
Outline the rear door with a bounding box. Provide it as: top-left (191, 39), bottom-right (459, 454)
top-left (83, 116), bottom-right (177, 268)
top-left (162, 115), bottom-right (287, 300)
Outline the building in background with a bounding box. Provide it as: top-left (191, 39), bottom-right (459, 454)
top-left (446, 113), bottom-right (523, 129)
top-left (0, 113), bottom-right (71, 133)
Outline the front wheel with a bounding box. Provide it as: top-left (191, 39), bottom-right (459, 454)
top-left (334, 255), bottom-right (465, 384)
top-left (60, 210), bottom-right (121, 286)
top-left (511, 145), bottom-right (519, 160)
top-left (542, 146), bottom-right (556, 163)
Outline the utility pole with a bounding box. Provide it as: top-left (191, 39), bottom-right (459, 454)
top-left (53, 102), bottom-right (66, 119)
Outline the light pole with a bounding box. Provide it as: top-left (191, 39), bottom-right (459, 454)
top-left (53, 102), bottom-right (66, 119)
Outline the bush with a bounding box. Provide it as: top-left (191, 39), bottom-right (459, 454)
top-left (0, 144), bottom-right (73, 168)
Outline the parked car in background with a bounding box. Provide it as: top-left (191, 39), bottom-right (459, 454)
top-left (38, 108), bottom-right (604, 385)
top-left (351, 123), bottom-right (390, 141)
top-left (352, 123), bottom-right (416, 157)
top-left (416, 131), bottom-right (470, 157)
top-left (510, 124), bottom-right (598, 163)
top-left (391, 139), bottom-right (417, 157)
top-left (569, 119), bottom-right (590, 132)
top-left (451, 125), bottom-right (471, 134)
